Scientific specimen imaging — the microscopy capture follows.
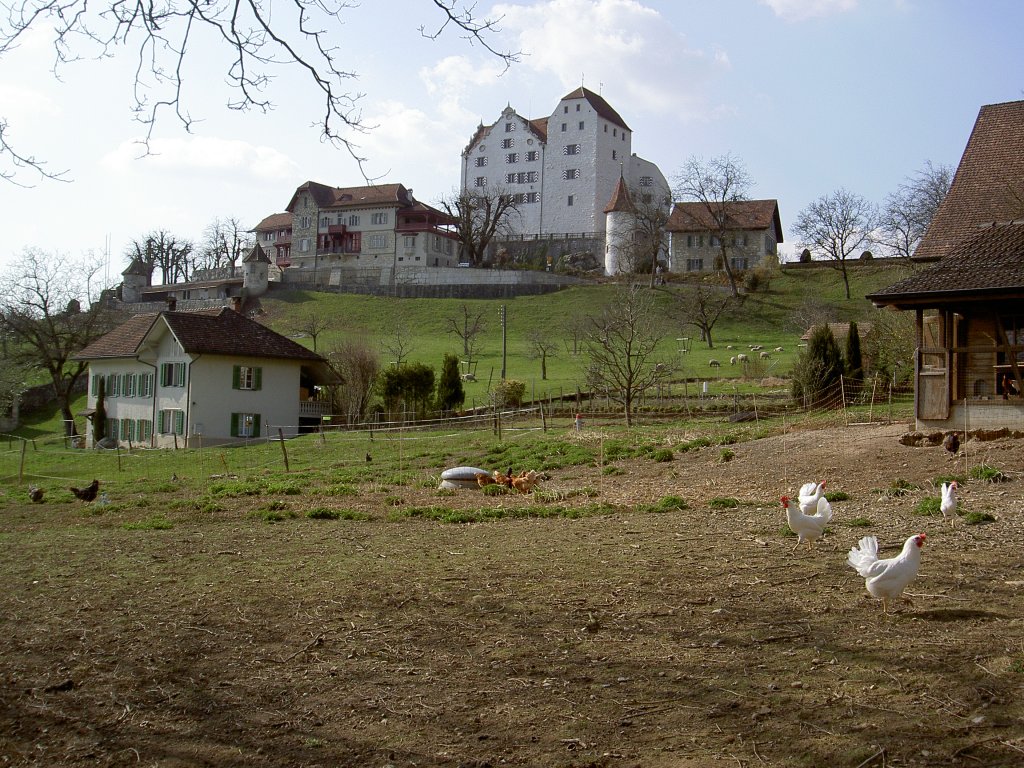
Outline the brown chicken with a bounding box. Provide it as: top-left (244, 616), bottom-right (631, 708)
top-left (28, 485), bottom-right (44, 503)
top-left (70, 479), bottom-right (100, 502)
top-left (475, 472), bottom-right (496, 488)
top-left (511, 470), bottom-right (540, 494)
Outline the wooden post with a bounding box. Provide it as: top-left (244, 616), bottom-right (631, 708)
top-left (541, 403), bottom-right (547, 433)
top-left (840, 376), bottom-right (848, 426)
top-left (116, 443), bottom-right (122, 472)
top-left (19, 440), bottom-right (27, 483)
top-left (277, 428), bottom-right (290, 472)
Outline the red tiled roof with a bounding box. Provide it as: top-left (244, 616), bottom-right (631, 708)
top-left (603, 176), bottom-right (635, 214)
top-left (286, 182), bottom-right (411, 213)
top-left (667, 199), bottom-right (783, 241)
top-left (528, 118), bottom-right (548, 142)
top-left (914, 100), bottom-right (1024, 262)
top-left (252, 212), bottom-right (292, 232)
top-left (560, 87), bottom-right (630, 131)
top-left (75, 308), bottom-right (325, 363)
top-left (868, 220), bottom-right (1024, 308)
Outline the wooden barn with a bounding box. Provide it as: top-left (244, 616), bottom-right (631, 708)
top-left (867, 100), bottom-right (1024, 431)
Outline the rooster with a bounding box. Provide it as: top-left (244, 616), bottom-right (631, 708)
top-left (943, 432), bottom-right (960, 457)
top-left (781, 494), bottom-right (832, 552)
top-left (940, 481), bottom-right (958, 527)
top-left (28, 485), bottom-right (44, 503)
top-left (797, 480), bottom-right (826, 515)
top-left (70, 479), bottom-right (100, 502)
top-left (511, 470), bottom-right (540, 494)
top-left (847, 533), bottom-right (926, 613)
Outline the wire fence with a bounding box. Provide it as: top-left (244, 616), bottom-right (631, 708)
top-left (0, 377), bottom-right (915, 489)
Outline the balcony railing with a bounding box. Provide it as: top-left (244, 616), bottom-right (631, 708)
top-left (299, 400), bottom-right (329, 417)
top-left (315, 246), bottom-right (361, 256)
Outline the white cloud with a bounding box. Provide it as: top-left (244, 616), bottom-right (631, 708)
top-left (759, 0), bottom-right (858, 22)
top-left (490, 0), bottom-right (728, 122)
top-left (0, 83), bottom-right (61, 126)
top-left (100, 135), bottom-right (299, 181)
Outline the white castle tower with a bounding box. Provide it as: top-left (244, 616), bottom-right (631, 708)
top-left (242, 242), bottom-right (271, 298)
top-left (603, 174), bottom-right (635, 276)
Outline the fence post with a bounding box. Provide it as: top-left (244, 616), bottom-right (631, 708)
top-left (278, 428), bottom-right (290, 472)
top-left (541, 403), bottom-right (547, 433)
top-left (19, 439), bottom-right (27, 483)
top-left (840, 376), bottom-right (848, 426)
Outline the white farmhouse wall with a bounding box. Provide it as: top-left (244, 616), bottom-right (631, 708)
top-left (187, 355), bottom-right (303, 445)
top-left (84, 359), bottom-right (158, 447)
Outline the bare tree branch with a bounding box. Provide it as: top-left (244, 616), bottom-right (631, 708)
top-left (0, 0), bottom-right (515, 183)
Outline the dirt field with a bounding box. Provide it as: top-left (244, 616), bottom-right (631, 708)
top-left (2, 422), bottom-right (1024, 767)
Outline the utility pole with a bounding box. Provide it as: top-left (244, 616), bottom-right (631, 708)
top-left (499, 304), bottom-right (507, 380)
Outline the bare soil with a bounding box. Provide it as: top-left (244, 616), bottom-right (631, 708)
top-left (3, 422), bottom-right (1024, 767)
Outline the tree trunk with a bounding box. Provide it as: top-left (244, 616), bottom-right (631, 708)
top-left (840, 263), bottom-right (851, 299)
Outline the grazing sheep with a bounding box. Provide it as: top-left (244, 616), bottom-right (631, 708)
top-left (750, 345), bottom-right (763, 351)
top-left (709, 359), bottom-right (721, 368)
top-left (737, 353), bottom-right (749, 363)
top-left (774, 346), bottom-right (784, 353)
top-left (726, 344), bottom-right (735, 350)
top-left (730, 356), bottom-right (737, 365)
top-left (759, 351), bottom-right (771, 359)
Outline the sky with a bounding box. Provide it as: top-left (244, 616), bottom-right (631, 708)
top-left (0, 0), bottom-right (1022, 279)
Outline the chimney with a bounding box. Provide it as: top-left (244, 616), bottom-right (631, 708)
top-left (166, 296), bottom-right (177, 311)
top-left (231, 296), bottom-right (242, 313)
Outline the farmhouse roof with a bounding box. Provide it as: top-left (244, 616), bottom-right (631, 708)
top-left (76, 307), bottom-right (325, 363)
top-left (799, 321), bottom-right (873, 342)
top-left (666, 199), bottom-right (783, 241)
top-left (867, 220), bottom-right (1024, 308)
top-left (560, 87), bottom-right (630, 131)
top-left (913, 100), bottom-right (1024, 262)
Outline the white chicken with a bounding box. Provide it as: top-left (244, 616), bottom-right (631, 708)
top-left (847, 533), bottom-right (927, 613)
top-left (940, 481), bottom-right (958, 527)
top-left (781, 494), bottom-right (833, 552)
top-left (797, 480), bottom-right (826, 515)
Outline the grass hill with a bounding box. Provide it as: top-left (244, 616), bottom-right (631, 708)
top-left (258, 261), bottom-right (913, 407)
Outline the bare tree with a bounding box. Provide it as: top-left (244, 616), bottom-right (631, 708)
top-left (584, 285), bottom-right (674, 427)
top-left (663, 280), bottom-right (736, 350)
top-left (126, 230), bottom-right (195, 285)
top-left (288, 311), bottom-right (333, 353)
top-left (201, 217), bottom-right (255, 273)
top-left (381, 313), bottom-right (414, 369)
top-left (792, 188), bottom-right (877, 299)
top-left (673, 154), bottom-right (753, 297)
top-left (563, 314), bottom-right (589, 356)
top-left (527, 330), bottom-right (559, 380)
top-left (0, 249), bottom-right (115, 435)
top-left (325, 339), bottom-right (380, 424)
top-left (0, 1), bottom-right (518, 184)
top-left (444, 304), bottom-right (486, 368)
top-left (438, 188), bottom-right (520, 266)
top-left (879, 161), bottom-right (953, 259)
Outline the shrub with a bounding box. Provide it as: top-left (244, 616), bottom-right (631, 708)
top-left (493, 379), bottom-right (526, 408)
top-left (970, 464), bottom-right (1008, 483)
top-left (719, 448), bottom-right (735, 463)
top-left (791, 325), bottom-right (844, 407)
top-left (964, 511), bottom-right (996, 525)
top-left (846, 517), bottom-right (872, 527)
top-left (913, 497), bottom-right (941, 516)
top-left (825, 490), bottom-right (850, 502)
top-left (709, 497), bottom-right (739, 509)
top-left (651, 448), bottom-right (674, 462)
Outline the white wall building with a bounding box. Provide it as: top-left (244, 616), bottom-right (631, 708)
top-left (460, 88), bottom-right (669, 238)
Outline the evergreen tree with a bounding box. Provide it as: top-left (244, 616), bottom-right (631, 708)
top-left (845, 321), bottom-right (864, 381)
top-left (791, 325), bottom-right (844, 407)
top-left (435, 353), bottom-right (465, 414)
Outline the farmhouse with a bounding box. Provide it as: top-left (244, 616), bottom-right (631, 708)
top-left (666, 199), bottom-right (783, 273)
top-left (74, 307), bottom-right (337, 448)
top-left (867, 100), bottom-right (1024, 431)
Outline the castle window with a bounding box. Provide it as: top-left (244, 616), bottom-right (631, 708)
top-left (613, 128), bottom-right (617, 137)
top-left (639, 176), bottom-right (653, 187)
top-left (563, 106), bottom-right (568, 114)
top-left (562, 168), bottom-right (579, 180)
top-left (526, 150), bottom-right (539, 161)
top-left (578, 121), bottom-right (584, 130)
top-left (576, 104), bottom-right (580, 111)
top-left (506, 153), bottom-right (519, 164)
top-left (563, 144), bottom-right (580, 155)
top-left (371, 212), bottom-right (388, 225)
top-left (502, 138), bottom-right (514, 149)
top-left (567, 195), bottom-right (574, 207)
top-left (505, 122), bottom-right (515, 132)
top-left (561, 123), bottom-right (567, 132)
top-left (474, 176), bottom-right (487, 187)
top-left (475, 156), bottom-right (487, 167)
top-left (612, 150), bottom-right (617, 160)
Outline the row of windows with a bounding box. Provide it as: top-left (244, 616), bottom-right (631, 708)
top-left (106, 417), bottom-right (154, 443)
top-left (402, 235), bottom-right (454, 253)
top-left (684, 234), bottom-right (751, 248)
top-left (504, 171), bottom-right (538, 184)
top-left (475, 149), bottom-right (542, 167)
top-left (685, 257), bottom-right (751, 271)
top-left (92, 372), bottom-right (155, 398)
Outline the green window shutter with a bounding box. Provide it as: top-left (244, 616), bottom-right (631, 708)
top-left (251, 414), bottom-right (261, 438)
top-left (159, 364), bottom-right (168, 387)
top-left (253, 367), bottom-right (262, 391)
top-left (158, 410), bottom-right (166, 433)
top-left (175, 410), bottom-right (184, 435)
top-left (230, 413), bottom-right (239, 437)
top-left (232, 365), bottom-right (240, 390)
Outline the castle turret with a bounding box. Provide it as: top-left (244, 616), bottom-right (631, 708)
top-left (242, 243), bottom-right (271, 298)
top-left (121, 257), bottom-right (152, 303)
top-left (603, 174), bottom-right (635, 276)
